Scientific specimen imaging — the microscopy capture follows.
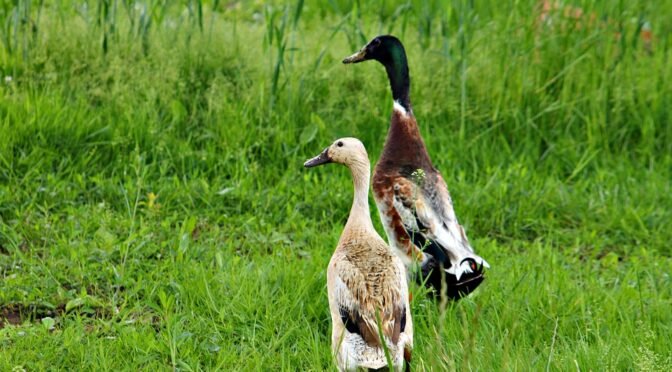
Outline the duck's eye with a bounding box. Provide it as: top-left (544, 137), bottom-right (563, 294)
top-left (372, 38), bottom-right (381, 46)
top-left (337, 141), bottom-right (344, 147)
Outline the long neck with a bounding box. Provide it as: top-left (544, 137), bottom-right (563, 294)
top-left (378, 110), bottom-right (432, 170)
top-left (344, 159), bottom-right (374, 232)
top-left (382, 44), bottom-right (411, 112)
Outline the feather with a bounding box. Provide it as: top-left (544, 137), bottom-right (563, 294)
top-left (386, 174), bottom-right (489, 296)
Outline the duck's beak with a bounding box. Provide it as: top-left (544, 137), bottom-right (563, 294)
top-left (304, 147), bottom-right (332, 168)
top-left (342, 48), bottom-right (367, 64)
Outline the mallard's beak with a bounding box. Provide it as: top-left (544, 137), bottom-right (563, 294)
top-left (342, 48), bottom-right (367, 64)
top-left (304, 147), bottom-right (332, 168)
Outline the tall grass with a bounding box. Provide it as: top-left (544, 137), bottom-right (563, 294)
top-left (0, 0), bottom-right (671, 370)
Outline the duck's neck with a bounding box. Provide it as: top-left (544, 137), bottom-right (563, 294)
top-left (344, 159), bottom-right (374, 232)
top-left (381, 43), bottom-right (411, 113)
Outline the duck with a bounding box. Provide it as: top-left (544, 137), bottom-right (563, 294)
top-left (305, 137), bottom-right (413, 371)
top-left (342, 35), bottom-right (490, 300)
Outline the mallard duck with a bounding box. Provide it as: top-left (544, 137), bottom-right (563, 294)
top-left (305, 138), bottom-right (412, 371)
top-left (343, 35), bottom-right (489, 300)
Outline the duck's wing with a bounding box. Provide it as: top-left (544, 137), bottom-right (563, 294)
top-left (391, 174), bottom-right (489, 288)
top-left (330, 250), bottom-right (408, 347)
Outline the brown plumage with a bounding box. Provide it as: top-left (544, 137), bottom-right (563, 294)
top-left (373, 110), bottom-right (436, 262)
top-left (377, 110), bottom-right (434, 171)
top-left (344, 35), bottom-right (490, 301)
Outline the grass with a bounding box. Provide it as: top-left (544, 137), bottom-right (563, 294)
top-left (1, 0), bottom-right (671, 370)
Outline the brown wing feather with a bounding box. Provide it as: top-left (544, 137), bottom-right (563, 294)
top-left (339, 306), bottom-right (381, 347)
top-left (339, 304), bottom-right (406, 347)
top-left (334, 237), bottom-right (407, 347)
top-left (389, 305), bottom-right (406, 344)
top-left (373, 173), bottom-right (425, 262)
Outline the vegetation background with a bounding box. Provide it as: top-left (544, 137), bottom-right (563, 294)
top-left (0, 0), bottom-right (670, 370)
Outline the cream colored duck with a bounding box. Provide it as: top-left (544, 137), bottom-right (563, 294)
top-left (305, 138), bottom-right (412, 371)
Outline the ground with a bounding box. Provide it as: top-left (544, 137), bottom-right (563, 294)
top-left (0, 0), bottom-right (671, 370)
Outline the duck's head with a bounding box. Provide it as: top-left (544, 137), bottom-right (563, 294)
top-left (342, 35), bottom-right (405, 66)
top-left (304, 138), bottom-right (368, 168)
top-left (343, 35), bottom-right (411, 112)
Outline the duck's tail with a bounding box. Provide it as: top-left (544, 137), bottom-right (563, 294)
top-left (419, 239), bottom-right (489, 300)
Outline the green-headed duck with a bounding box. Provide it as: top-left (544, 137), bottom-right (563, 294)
top-left (343, 35), bottom-right (490, 300)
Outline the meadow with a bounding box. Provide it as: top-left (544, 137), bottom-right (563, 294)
top-left (0, 0), bottom-right (671, 370)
